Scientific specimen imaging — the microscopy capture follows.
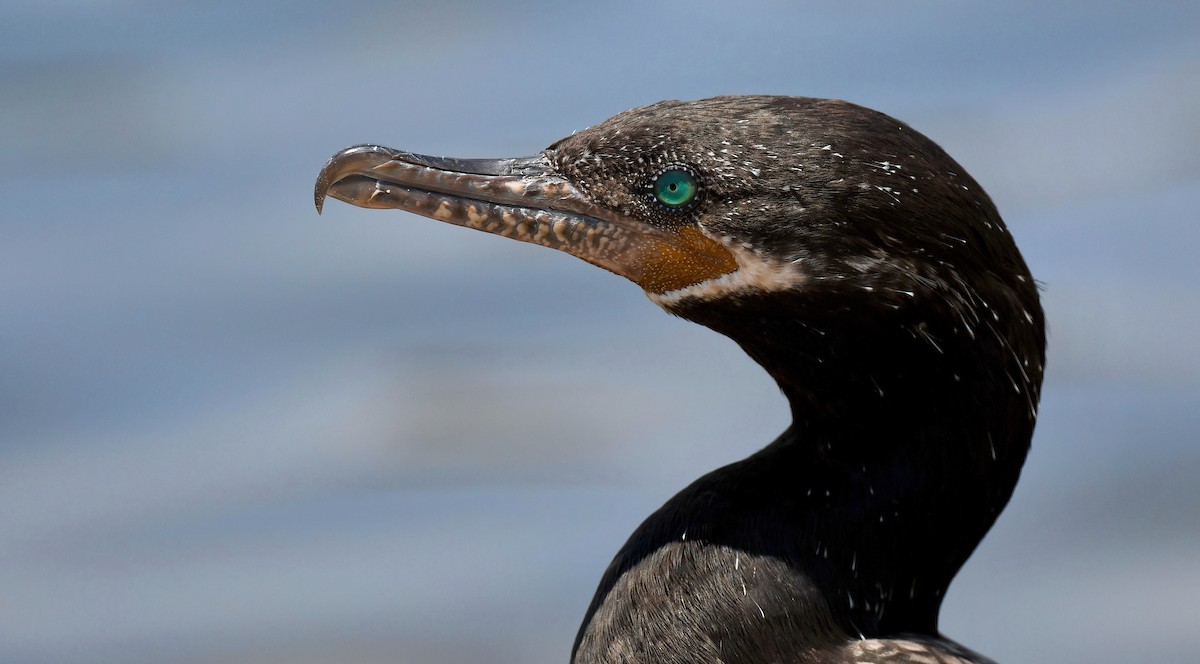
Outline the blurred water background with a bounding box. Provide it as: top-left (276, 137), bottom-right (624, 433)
top-left (3, 2), bottom-right (1199, 662)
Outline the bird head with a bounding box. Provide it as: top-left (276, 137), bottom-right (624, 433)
top-left (316, 96), bottom-right (1043, 418)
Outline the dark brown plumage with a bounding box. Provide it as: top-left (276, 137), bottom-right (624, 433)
top-left (316, 96), bottom-right (1045, 663)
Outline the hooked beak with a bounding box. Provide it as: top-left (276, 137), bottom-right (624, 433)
top-left (314, 144), bottom-right (736, 294)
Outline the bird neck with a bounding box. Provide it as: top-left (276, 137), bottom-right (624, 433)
top-left (666, 289), bottom-right (1038, 636)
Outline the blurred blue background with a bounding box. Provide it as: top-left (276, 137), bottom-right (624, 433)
top-left (3, 2), bottom-right (1198, 662)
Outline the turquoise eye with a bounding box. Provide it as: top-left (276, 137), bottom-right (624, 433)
top-left (653, 168), bottom-right (698, 209)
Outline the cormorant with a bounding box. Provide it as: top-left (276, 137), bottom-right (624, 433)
top-left (315, 96), bottom-right (1045, 664)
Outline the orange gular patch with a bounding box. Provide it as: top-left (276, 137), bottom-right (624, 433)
top-left (627, 226), bottom-right (740, 294)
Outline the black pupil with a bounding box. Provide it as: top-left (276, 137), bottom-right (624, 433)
top-left (669, 183), bottom-right (678, 191)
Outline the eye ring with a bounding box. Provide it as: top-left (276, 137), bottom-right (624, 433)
top-left (651, 166), bottom-right (699, 210)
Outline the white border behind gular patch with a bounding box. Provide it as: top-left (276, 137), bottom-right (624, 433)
top-left (647, 237), bottom-right (808, 309)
